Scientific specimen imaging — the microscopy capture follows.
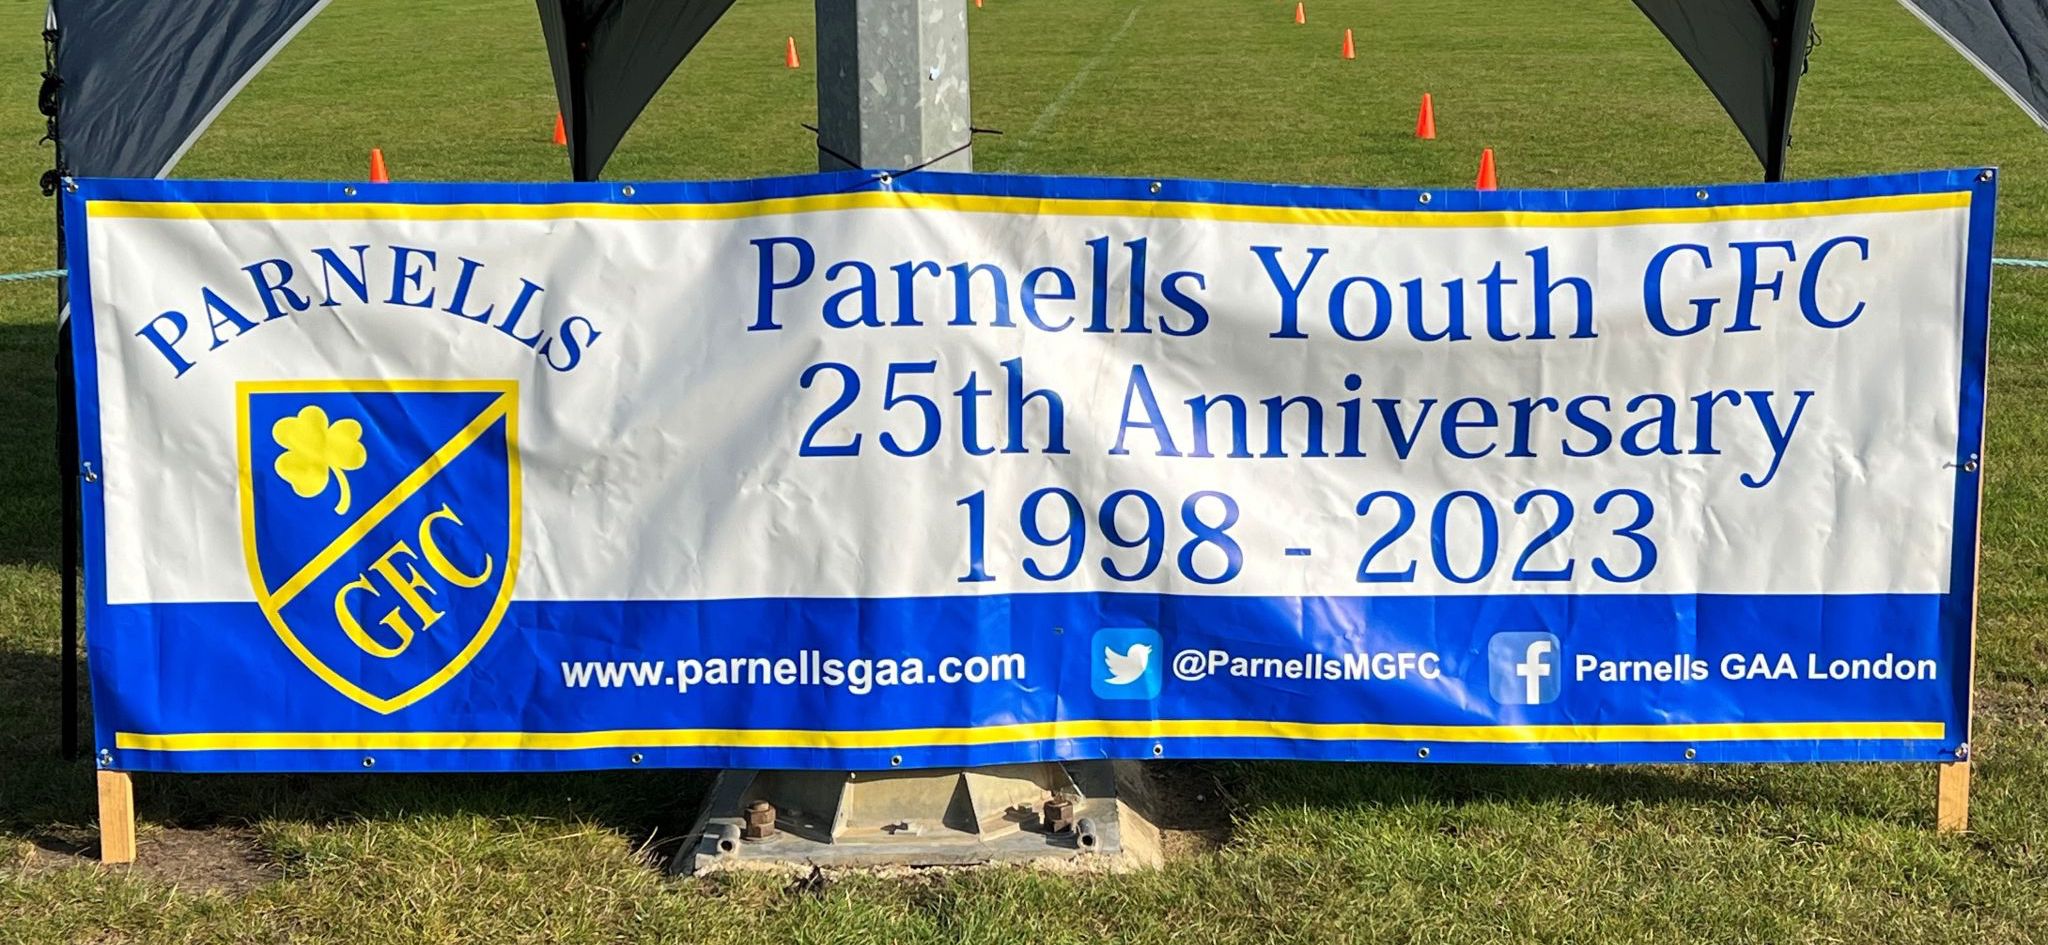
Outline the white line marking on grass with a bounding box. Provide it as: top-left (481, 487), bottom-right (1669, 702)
top-left (1001, 4), bottom-right (1145, 171)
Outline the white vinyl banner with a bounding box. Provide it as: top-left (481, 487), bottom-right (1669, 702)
top-left (66, 170), bottom-right (1988, 773)
top-left (90, 187), bottom-right (1966, 602)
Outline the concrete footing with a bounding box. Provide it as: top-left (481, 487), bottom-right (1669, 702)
top-left (681, 761), bottom-right (1161, 874)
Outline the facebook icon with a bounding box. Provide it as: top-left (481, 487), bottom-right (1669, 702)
top-left (1488, 632), bottom-right (1562, 706)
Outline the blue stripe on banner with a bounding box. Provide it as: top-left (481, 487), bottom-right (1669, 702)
top-left (92, 592), bottom-right (1963, 773)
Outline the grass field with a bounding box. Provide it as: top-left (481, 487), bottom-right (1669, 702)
top-left (6, 0), bottom-right (2048, 941)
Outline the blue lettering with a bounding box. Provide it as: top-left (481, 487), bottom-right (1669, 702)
top-left (312, 245), bottom-right (371, 307)
top-left (1728, 239), bottom-right (1797, 332)
top-left (949, 262), bottom-right (1011, 328)
top-left (443, 256), bottom-right (495, 323)
top-left (1020, 266), bottom-right (1076, 332)
top-left (1441, 396), bottom-right (1498, 459)
top-left (1109, 364), bottom-right (1181, 456)
top-left (1327, 275), bottom-right (1392, 342)
top-left (1743, 390), bottom-right (1815, 488)
top-left (749, 236), bottom-right (814, 331)
top-left (387, 245), bottom-right (437, 309)
top-left (1621, 393), bottom-right (1680, 456)
top-left (1375, 398), bottom-right (1437, 460)
top-left (1252, 245), bottom-right (1327, 339)
top-left (242, 258), bottom-right (311, 321)
top-left (202, 288), bottom-right (259, 348)
top-left (539, 315), bottom-right (602, 372)
top-left (1643, 243), bottom-right (1716, 336)
top-left (824, 260), bottom-right (880, 328)
top-left (1562, 395), bottom-right (1613, 457)
top-left (1801, 236), bottom-right (1870, 328)
top-left (1159, 270), bottom-right (1209, 337)
top-left (134, 311), bottom-right (195, 377)
top-left (493, 278), bottom-right (547, 348)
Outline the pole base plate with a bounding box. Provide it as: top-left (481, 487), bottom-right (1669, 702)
top-left (681, 761), bottom-right (1160, 874)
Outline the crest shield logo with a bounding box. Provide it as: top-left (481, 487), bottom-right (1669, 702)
top-left (238, 380), bottom-right (521, 714)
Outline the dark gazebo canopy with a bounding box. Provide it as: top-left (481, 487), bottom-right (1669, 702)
top-left (40, 0), bottom-right (2048, 185)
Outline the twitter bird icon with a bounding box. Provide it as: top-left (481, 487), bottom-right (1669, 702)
top-left (1104, 644), bottom-right (1153, 685)
top-left (1092, 628), bottom-right (1164, 700)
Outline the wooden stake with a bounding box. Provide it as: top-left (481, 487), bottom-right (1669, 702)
top-left (97, 769), bottom-right (135, 864)
top-left (1937, 760), bottom-right (1971, 833)
top-left (1943, 334), bottom-right (1986, 833)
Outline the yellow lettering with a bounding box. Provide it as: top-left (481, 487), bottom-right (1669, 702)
top-left (332, 574), bottom-right (409, 658)
top-left (417, 503), bottom-right (492, 588)
top-left (369, 539), bottom-right (444, 638)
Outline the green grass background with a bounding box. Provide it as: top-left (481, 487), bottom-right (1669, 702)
top-left (5, 0), bottom-right (2048, 941)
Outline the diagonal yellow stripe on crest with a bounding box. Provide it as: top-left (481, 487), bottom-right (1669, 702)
top-left (267, 392), bottom-right (511, 608)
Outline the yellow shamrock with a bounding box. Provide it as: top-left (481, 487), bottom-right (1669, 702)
top-left (271, 405), bottom-right (368, 515)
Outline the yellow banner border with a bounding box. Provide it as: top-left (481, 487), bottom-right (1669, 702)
top-left (117, 719), bottom-right (1943, 753)
top-left (84, 188), bottom-right (1970, 230)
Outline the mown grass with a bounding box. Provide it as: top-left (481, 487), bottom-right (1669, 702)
top-left (4, 0), bottom-right (2048, 941)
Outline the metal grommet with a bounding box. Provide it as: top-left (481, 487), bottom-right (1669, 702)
top-left (629, 753), bottom-right (644, 765)
top-left (80, 462), bottom-right (98, 483)
top-left (1695, 189), bottom-right (1709, 200)
top-left (1149, 181), bottom-right (1162, 194)
top-left (889, 754), bottom-right (903, 767)
top-left (1980, 168), bottom-right (1996, 182)
top-left (620, 184), bottom-right (636, 198)
top-left (1956, 742), bottom-right (1972, 761)
top-left (1416, 746), bottom-right (1431, 759)
top-left (1418, 192), bottom-right (1432, 204)
top-left (361, 756), bottom-right (376, 769)
top-left (63, 178), bottom-right (78, 194)
top-left (97, 748), bottom-right (112, 768)
top-left (1151, 743), bottom-right (1164, 757)
top-left (1684, 747), bottom-right (1697, 760)
top-left (878, 173), bottom-right (893, 186)
top-left (342, 185), bottom-right (358, 197)
top-left (1964, 454), bottom-right (1981, 473)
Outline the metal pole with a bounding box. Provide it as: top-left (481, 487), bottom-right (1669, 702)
top-left (683, 2), bottom-right (1155, 872)
top-left (814, 0), bottom-right (973, 172)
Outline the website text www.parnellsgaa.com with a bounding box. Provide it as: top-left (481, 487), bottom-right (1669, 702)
top-left (560, 651), bottom-right (1028, 696)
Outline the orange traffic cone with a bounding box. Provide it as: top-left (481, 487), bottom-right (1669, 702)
top-left (1476, 148), bottom-right (1498, 190)
top-left (1294, 2), bottom-right (1305, 24)
top-left (1415, 93), bottom-right (1437, 140)
top-left (368, 148), bottom-right (390, 184)
top-left (552, 112), bottom-right (567, 146)
top-left (1342, 28), bottom-right (1355, 59)
top-left (785, 36), bottom-right (800, 69)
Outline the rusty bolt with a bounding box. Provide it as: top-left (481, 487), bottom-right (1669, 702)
top-left (742, 800), bottom-right (777, 840)
top-left (1043, 796), bottom-right (1077, 834)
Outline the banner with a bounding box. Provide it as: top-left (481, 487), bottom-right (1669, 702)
top-left (66, 168), bottom-right (1991, 773)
